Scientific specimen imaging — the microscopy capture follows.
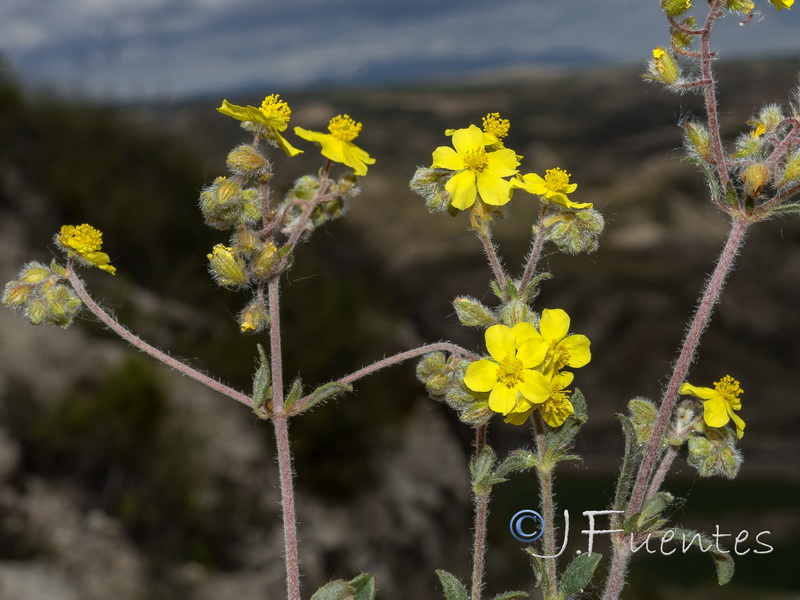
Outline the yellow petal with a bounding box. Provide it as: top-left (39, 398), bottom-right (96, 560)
top-left (485, 324), bottom-right (515, 362)
top-left (729, 410), bottom-right (746, 439)
top-left (431, 146), bottom-right (464, 170)
top-left (679, 383), bottom-right (718, 401)
top-left (476, 171), bottom-right (512, 206)
top-left (485, 148), bottom-right (520, 177)
top-left (516, 338), bottom-right (548, 368)
top-left (451, 125), bottom-right (485, 154)
top-left (489, 384), bottom-right (519, 414)
top-left (541, 399), bottom-right (574, 427)
top-left (504, 407), bottom-right (535, 425)
top-left (559, 335), bottom-right (591, 368)
top-left (517, 369), bottom-right (552, 403)
top-left (446, 170), bottom-right (478, 210)
top-left (539, 308), bottom-right (570, 341)
top-left (511, 322), bottom-right (539, 345)
top-left (703, 396), bottom-right (730, 428)
top-left (464, 359), bottom-right (499, 392)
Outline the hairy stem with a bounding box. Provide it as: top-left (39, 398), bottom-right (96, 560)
top-left (700, 1), bottom-right (730, 197)
top-left (533, 413), bottom-right (558, 597)
top-left (470, 424), bottom-right (489, 600)
top-left (268, 277), bottom-right (301, 600)
top-left (67, 270), bottom-right (253, 408)
top-left (602, 215), bottom-right (749, 600)
top-left (518, 204), bottom-right (548, 294)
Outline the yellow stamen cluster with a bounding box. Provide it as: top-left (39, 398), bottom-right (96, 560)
top-left (544, 168), bottom-right (572, 191)
top-left (328, 115), bottom-right (362, 141)
top-left (497, 355), bottom-right (525, 387)
top-left (482, 112), bottom-right (510, 140)
top-left (59, 224), bottom-right (104, 254)
top-left (462, 147), bottom-right (489, 171)
top-left (259, 94), bottom-right (292, 128)
top-left (715, 375), bottom-right (743, 401)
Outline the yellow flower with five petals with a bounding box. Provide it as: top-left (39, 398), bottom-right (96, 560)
top-left (511, 168), bottom-right (591, 209)
top-left (463, 323), bottom-right (551, 415)
top-left (431, 124), bottom-right (519, 210)
top-left (505, 370), bottom-right (576, 427)
top-left (294, 114), bottom-right (375, 176)
top-left (217, 94), bottom-right (303, 157)
top-left (56, 224), bottom-right (116, 275)
top-left (679, 375), bottom-right (746, 439)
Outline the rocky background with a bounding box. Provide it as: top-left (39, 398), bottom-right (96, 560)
top-left (1, 58), bottom-right (799, 599)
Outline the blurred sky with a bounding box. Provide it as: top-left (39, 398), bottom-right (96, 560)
top-left (1, 0), bottom-right (799, 103)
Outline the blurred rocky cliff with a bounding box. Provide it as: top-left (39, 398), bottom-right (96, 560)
top-left (1, 59), bottom-right (799, 599)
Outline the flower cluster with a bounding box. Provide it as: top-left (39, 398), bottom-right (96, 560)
top-left (2, 260), bottom-right (81, 328)
top-left (463, 309), bottom-right (590, 427)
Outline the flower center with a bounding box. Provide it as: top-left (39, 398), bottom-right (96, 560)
top-left (482, 112), bottom-right (510, 140)
top-left (497, 355), bottom-right (525, 388)
top-left (328, 115), bottom-right (362, 141)
top-left (544, 168), bottom-right (571, 192)
top-left (463, 147), bottom-right (489, 171)
top-left (543, 390), bottom-right (570, 414)
top-left (60, 224), bottom-right (104, 253)
top-left (259, 94), bottom-right (291, 126)
top-left (714, 375), bottom-right (743, 406)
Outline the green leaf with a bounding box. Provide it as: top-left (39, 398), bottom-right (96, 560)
top-left (494, 449), bottom-right (539, 478)
top-left (612, 413), bottom-right (642, 514)
top-left (637, 492), bottom-right (675, 533)
top-left (525, 547), bottom-right (549, 590)
top-left (471, 446), bottom-right (504, 494)
top-left (518, 271), bottom-right (552, 304)
top-left (310, 579), bottom-right (357, 600)
top-left (492, 592), bottom-right (528, 600)
top-left (655, 528), bottom-right (735, 585)
top-left (560, 551), bottom-right (603, 597)
top-left (435, 570), bottom-right (468, 600)
top-left (252, 344), bottom-right (271, 410)
top-left (299, 381), bottom-right (353, 414)
top-left (347, 573), bottom-right (376, 600)
top-left (283, 378), bottom-right (303, 414)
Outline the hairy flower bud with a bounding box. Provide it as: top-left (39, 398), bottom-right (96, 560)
top-left (42, 284), bottom-right (82, 328)
top-left (542, 208), bottom-right (604, 254)
top-left (740, 162), bottom-right (770, 197)
top-left (646, 47), bottom-right (680, 85)
top-left (199, 177), bottom-right (261, 230)
top-left (683, 121), bottom-right (713, 162)
top-left (239, 299), bottom-right (270, 333)
top-left (453, 296), bottom-right (497, 328)
top-left (687, 428), bottom-right (742, 479)
top-left (662, 0), bottom-right (692, 16)
top-left (207, 244), bottom-right (248, 288)
top-left (409, 167), bottom-right (452, 213)
top-left (227, 144), bottom-right (271, 177)
top-left (778, 149), bottom-right (800, 187)
top-left (251, 242), bottom-right (279, 280)
top-left (2, 281), bottom-right (33, 307)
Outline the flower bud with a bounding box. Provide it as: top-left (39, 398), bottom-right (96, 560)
top-left (687, 429), bottom-right (742, 479)
top-left (453, 296), bottom-right (496, 328)
top-left (2, 281), bottom-right (34, 307)
top-left (239, 299), bottom-right (270, 333)
top-left (646, 47), bottom-right (680, 85)
top-left (662, 0), bottom-right (692, 16)
top-left (199, 177), bottom-right (262, 230)
top-left (409, 167), bottom-right (452, 213)
top-left (740, 162), bottom-right (770, 197)
top-left (778, 149), bottom-right (800, 187)
top-left (251, 242), bottom-right (279, 279)
top-left (43, 284), bottom-right (82, 328)
top-left (19, 262), bottom-right (53, 284)
top-left (207, 244), bottom-right (248, 288)
top-left (226, 144), bottom-right (271, 177)
top-left (725, 0), bottom-right (755, 14)
top-left (542, 208), bottom-right (605, 254)
top-left (683, 121), bottom-right (713, 162)
top-left (498, 299), bottom-right (532, 327)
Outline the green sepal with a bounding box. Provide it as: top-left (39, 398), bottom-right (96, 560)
top-left (627, 397), bottom-right (658, 445)
top-left (435, 569), bottom-right (468, 600)
top-left (653, 528), bottom-right (734, 585)
top-left (723, 182), bottom-right (739, 209)
top-left (283, 378), bottom-right (303, 414)
top-left (294, 381), bottom-right (353, 415)
top-left (560, 551), bottom-right (603, 597)
top-left (347, 573), bottom-right (376, 600)
top-left (765, 202), bottom-right (800, 217)
top-left (525, 547), bottom-right (549, 590)
top-left (498, 299), bottom-right (533, 327)
top-left (491, 592), bottom-right (528, 600)
top-left (471, 445), bottom-right (506, 495)
top-left (453, 296), bottom-right (497, 328)
top-left (494, 449), bottom-right (540, 479)
top-left (518, 272), bottom-right (551, 304)
top-left (252, 344), bottom-right (272, 410)
top-left (612, 413), bottom-right (642, 514)
top-left (459, 402), bottom-right (493, 426)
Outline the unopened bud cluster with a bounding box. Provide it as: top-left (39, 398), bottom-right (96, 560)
top-left (2, 261), bottom-right (81, 328)
top-left (278, 173), bottom-right (360, 237)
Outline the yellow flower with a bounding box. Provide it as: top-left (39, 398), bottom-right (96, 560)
top-left (294, 114), bottom-right (375, 176)
top-left (511, 168), bottom-right (591, 209)
top-left (531, 308), bottom-right (591, 375)
top-left (680, 376), bottom-right (745, 439)
top-left (505, 370), bottom-right (576, 427)
top-left (217, 94), bottom-right (303, 157)
top-left (56, 224), bottom-right (116, 275)
top-left (482, 112), bottom-right (511, 147)
top-left (431, 124), bottom-right (519, 210)
top-left (464, 323), bottom-right (551, 416)
top-left (769, 0), bottom-right (793, 9)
